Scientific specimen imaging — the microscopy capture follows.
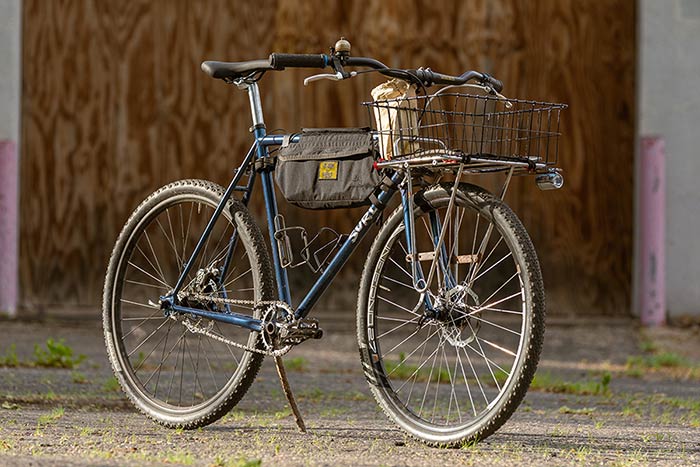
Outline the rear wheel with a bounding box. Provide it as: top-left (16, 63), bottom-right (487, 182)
top-left (357, 183), bottom-right (545, 446)
top-left (103, 179), bottom-right (274, 428)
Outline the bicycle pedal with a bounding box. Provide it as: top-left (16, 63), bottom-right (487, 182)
top-left (279, 318), bottom-right (324, 345)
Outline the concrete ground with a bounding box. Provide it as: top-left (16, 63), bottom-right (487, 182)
top-left (0, 315), bottom-right (699, 466)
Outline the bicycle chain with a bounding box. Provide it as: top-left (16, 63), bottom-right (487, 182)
top-left (180, 293), bottom-right (294, 357)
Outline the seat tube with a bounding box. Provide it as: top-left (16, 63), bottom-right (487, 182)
top-left (246, 82), bottom-right (292, 304)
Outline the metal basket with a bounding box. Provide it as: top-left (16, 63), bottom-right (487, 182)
top-left (365, 92), bottom-right (567, 173)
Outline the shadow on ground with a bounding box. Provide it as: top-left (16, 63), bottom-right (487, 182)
top-left (1, 317), bottom-right (699, 466)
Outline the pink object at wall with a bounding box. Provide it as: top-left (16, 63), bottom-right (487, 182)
top-left (0, 139), bottom-right (18, 317)
top-left (638, 136), bottom-right (666, 326)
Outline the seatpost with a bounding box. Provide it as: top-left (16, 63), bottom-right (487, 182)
top-left (246, 81), bottom-right (265, 129)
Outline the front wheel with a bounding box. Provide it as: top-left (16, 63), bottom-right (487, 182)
top-left (103, 179), bottom-right (275, 429)
top-left (357, 183), bottom-right (545, 446)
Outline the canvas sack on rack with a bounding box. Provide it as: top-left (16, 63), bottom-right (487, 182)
top-left (370, 78), bottom-right (419, 159)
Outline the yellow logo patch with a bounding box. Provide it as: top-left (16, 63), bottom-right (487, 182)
top-left (318, 161), bottom-right (338, 180)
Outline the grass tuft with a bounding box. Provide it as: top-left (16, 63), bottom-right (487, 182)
top-left (102, 376), bottom-right (121, 393)
top-left (558, 406), bottom-right (597, 415)
top-left (384, 352), bottom-right (451, 384)
top-left (284, 356), bottom-right (307, 372)
top-left (0, 344), bottom-right (19, 367)
top-left (627, 352), bottom-right (688, 369)
top-left (37, 407), bottom-right (65, 428)
top-left (32, 338), bottom-right (86, 369)
top-left (530, 371), bottom-right (611, 396)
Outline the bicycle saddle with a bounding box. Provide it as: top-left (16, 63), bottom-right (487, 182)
top-left (201, 58), bottom-right (273, 80)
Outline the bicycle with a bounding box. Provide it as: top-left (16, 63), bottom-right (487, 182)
top-left (102, 38), bottom-right (566, 446)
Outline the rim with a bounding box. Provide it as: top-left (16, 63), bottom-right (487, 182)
top-left (110, 193), bottom-right (259, 414)
top-left (366, 195), bottom-right (529, 436)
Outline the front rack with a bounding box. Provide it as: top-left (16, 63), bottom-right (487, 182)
top-left (365, 92), bottom-right (567, 173)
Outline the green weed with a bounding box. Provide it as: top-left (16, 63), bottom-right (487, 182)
top-left (102, 376), bottom-right (120, 392)
top-left (626, 352), bottom-right (700, 379)
top-left (657, 396), bottom-right (700, 411)
top-left (37, 407), bottom-right (65, 428)
top-left (565, 445), bottom-right (592, 462)
top-left (558, 406), bottom-right (597, 415)
top-left (627, 352), bottom-right (687, 369)
top-left (0, 344), bottom-right (19, 367)
top-left (161, 450), bottom-right (194, 465)
top-left (482, 369), bottom-right (510, 387)
top-left (348, 390), bottom-right (370, 401)
top-left (273, 408), bottom-right (292, 419)
top-left (71, 371), bottom-right (88, 384)
top-left (239, 460), bottom-right (262, 467)
top-left (639, 338), bottom-right (658, 354)
top-left (299, 387), bottom-right (324, 401)
top-left (530, 371), bottom-right (611, 396)
top-left (624, 366), bottom-right (644, 378)
top-left (215, 458), bottom-right (261, 467)
top-left (284, 356), bottom-right (307, 372)
top-left (384, 352), bottom-right (451, 384)
top-left (320, 406), bottom-right (349, 417)
top-left (133, 351), bottom-right (146, 369)
top-left (32, 338), bottom-right (86, 369)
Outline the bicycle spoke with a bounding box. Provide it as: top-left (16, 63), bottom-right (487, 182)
top-left (382, 274), bottom-right (415, 290)
top-left (137, 236), bottom-right (168, 287)
top-left (391, 327), bottom-right (441, 387)
top-left (156, 218), bottom-right (184, 271)
top-left (127, 261), bottom-right (171, 289)
top-left (388, 256), bottom-right (413, 280)
top-left (476, 336), bottom-right (517, 358)
top-left (121, 307), bottom-right (164, 339)
top-left (376, 315), bottom-right (420, 340)
top-left (377, 294), bottom-right (421, 317)
top-left (462, 345), bottom-right (489, 405)
top-left (141, 319), bottom-right (174, 391)
top-left (126, 318), bottom-right (171, 357)
top-left (472, 250), bottom-right (512, 283)
top-left (467, 290), bottom-right (522, 317)
top-left (455, 342), bottom-right (477, 416)
top-left (165, 208), bottom-right (183, 271)
top-left (125, 279), bottom-right (169, 291)
top-left (465, 313), bottom-right (521, 337)
top-left (132, 322), bottom-right (172, 374)
top-left (418, 335), bottom-right (443, 418)
top-left (466, 320), bottom-right (500, 390)
top-left (469, 236), bottom-right (504, 284)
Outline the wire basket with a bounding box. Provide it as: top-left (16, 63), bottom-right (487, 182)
top-left (365, 92), bottom-right (567, 172)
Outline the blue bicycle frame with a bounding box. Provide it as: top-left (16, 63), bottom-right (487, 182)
top-left (160, 81), bottom-right (414, 333)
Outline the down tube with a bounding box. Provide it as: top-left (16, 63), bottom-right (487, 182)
top-left (295, 173), bottom-right (402, 319)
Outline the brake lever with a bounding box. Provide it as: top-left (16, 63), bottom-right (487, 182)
top-left (303, 71), bottom-right (356, 86)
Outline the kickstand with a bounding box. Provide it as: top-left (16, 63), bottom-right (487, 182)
top-left (274, 356), bottom-right (307, 433)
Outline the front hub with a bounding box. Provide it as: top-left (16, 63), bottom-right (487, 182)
top-left (434, 285), bottom-right (481, 347)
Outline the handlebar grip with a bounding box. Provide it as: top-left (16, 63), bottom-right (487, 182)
top-left (412, 69), bottom-right (504, 92)
top-left (482, 74), bottom-right (504, 93)
top-left (270, 53), bottom-right (328, 70)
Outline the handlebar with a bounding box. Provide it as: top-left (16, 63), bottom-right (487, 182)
top-left (223, 50), bottom-right (504, 93)
top-left (344, 57), bottom-right (504, 93)
top-left (270, 53), bottom-right (329, 70)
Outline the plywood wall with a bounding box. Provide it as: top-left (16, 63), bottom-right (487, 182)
top-left (20, 0), bottom-right (635, 314)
